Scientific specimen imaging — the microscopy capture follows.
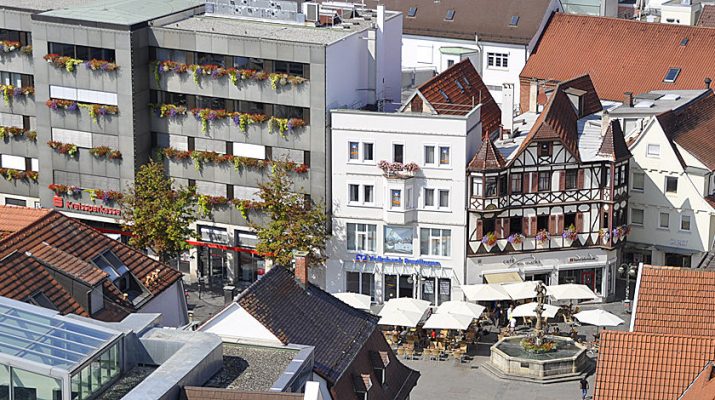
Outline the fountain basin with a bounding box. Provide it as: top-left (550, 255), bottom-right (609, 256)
top-left (489, 335), bottom-right (589, 382)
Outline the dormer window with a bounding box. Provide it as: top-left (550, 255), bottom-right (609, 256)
top-left (92, 250), bottom-right (149, 304)
top-left (538, 142), bottom-right (552, 157)
top-left (663, 68), bottom-right (680, 83)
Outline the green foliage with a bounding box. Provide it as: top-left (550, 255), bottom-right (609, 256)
top-left (120, 161), bottom-right (198, 262)
top-left (247, 162), bottom-right (328, 267)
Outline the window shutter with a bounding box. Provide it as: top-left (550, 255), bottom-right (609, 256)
top-left (523, 217), bottom-right (531, 236)
top-left (531, 216), bottom-right (537, 235)
top-left (549, 215), bottom-right (556, 234)
top-left (577, 169), bottom-right (585, 189)
top-left (559, 171), bottom-right (566, 191)
top-left (531, 172), bottom-right (538, 193)
top-left (523, 174), bottom-right (529, 193)
top-left (476, 219), bottom-right (483, 239)
top-left (576, 212), bottom-right (584, 232)
top-left (557, 214), bottom-right (564, 233)
top-left (501, 218), bottom-right (511, 238)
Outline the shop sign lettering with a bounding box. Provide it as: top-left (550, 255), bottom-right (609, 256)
top-left (354, 253), bottom-right (441, 267)
top-left (53, 196), bottom-right (121, 216)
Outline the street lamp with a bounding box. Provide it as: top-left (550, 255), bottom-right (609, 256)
top-left (618, 263), bottom-right (639, 313)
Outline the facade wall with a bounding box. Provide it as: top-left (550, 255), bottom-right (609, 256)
top-left (139, 280), bottom-right (189, 327)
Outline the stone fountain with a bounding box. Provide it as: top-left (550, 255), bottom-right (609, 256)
top-left (486, 282), bottom-right (591, 383)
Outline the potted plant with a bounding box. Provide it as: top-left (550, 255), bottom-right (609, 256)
top-left (562, 224), bottom-right (578, 246)
top-left (599, 228), bottom-right (610, 245)
top-left (507, 233), bottom-right (524, 247)
top-left (481, 232), bottom-right (498, 250)
top-left (535, 229), bottom-right (550, 248)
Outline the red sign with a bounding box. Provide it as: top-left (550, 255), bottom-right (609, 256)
top-left (54, 196), bottom-right (121, 216)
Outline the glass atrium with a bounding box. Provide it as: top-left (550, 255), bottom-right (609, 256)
top-left (0, 297), bottom-right (123, 400)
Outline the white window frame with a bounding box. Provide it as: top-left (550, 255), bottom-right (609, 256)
top-left (390, 189), bottom-right (402, 209)
top-left (349, 141), bottom-right (360, 161)
top-left (1, 154), bottom-right (25, 170)
top-left (348, 184), bottom-right (360, 203)
top-left (347, 223), bottom-right (377, 252)
top-left (631, 208), bottom-right (644, 226)
top-left (659, 212), bottom-right (670, 229)
top-left (439, 146), bottom-right (451, 166)
top-left (424, 188), bottom-right (435, 208)
top-left (347, 183), bottom-right (375, 206)
top-left (52, 128), bottom-right (93, 149)
top-left (646, 144), bottom-right (660, 158)
top-left (486, 52), bottom-right (509, 69)
top-left (363, 185), bottom-right (374, 205)
top-left (632, 172), bottom-right (645, 192)
top-left (424, 145), bottom-right (436, 166)
top-left (347, 140), bottom-right (375, 164)
top-left (438, 189), bottom-right (449, 209)
top-left (420, 228), bottom-right (451, 257)
top-left (362, 142), bottom-right (374, 162)
top-left (392, 142), bottom-right (405, 164)
top-left (680, 214), bottom-right (691, 231)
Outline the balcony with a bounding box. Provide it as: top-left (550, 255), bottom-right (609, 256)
top-left (472, 228), bottom-right (630, 255)
top-left (149, 65), bottom-right (311, 108)
top-left (0, 50), bottom-right (33, 74)
top-left (149, 111), bottom-right (311, 150)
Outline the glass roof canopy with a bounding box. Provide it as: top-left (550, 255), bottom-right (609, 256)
top-left (0, 299), bottom-right (120, 372)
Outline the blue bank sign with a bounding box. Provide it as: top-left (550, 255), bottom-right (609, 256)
top-left (354, 253), bottom-right (441, 267)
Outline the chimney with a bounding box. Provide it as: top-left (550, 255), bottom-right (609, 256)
top-left (528, 79), bottom-right (538, 113)
top-left (501, 83), bottom-right (514, 132)
top-left (294, 254), bottom-right (309, 288)
top-left (601, 110), bottom-right (610, 137)
top-left (706, 77), bottom-right (712, 90)
top-left (624, 92), bottom-right (634, 108)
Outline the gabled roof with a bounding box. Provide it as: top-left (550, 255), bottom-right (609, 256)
top-left (656, 91), bottom-right (715, 170)
top-left (378, 0), bottom-right (555, 45)
top-left (521, 13), bottom-right (715, 101)
top-left (633, 265), bottom-right (715, 337)
top-left (236, 267), bottom-right (418, 399)
top-left (697, 5), bottom-right (715, 27)
top-left (597, 119), bottom-right (631, 162)
top-left (29, 242), bottom-right (108, 287)
top-left (404, 59), bottom-right (501, 137)
top-left (0, 206), bottom-right (49, 238)
top-left (468, 137), bottom-right (507, 171)
top-left (680, 361), bottom-right (715, 400)
top-left (595, 330), bottom-right (715, 400)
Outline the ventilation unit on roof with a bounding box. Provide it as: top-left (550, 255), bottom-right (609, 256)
top-left (205, 0), bottom-right (305, 24)
top-left (664, 67), bottom-right (681, 83)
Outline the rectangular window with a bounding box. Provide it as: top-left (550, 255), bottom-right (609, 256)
top-left (391, 189), bottom-right (401, 208)
top-left (424, 188), bottom-right (435, 207)
top-left (346, 271), bottom-right (375, 300)
top-left (393, 144), bottom-right (404, 163)
top-left (363, 143), bottom-right (374, 161)
top-left (347, 223), bottom-right (377, 252)
top-left (538, 172), bottom-right (551, 191)
top-left (647, 144), bottom-right (660, 157)
top-left (439, 146), bottom-right (450, 165)
top-left (364, 185), bottom-right (374, 204)
top-left (424, 145), bottom-right (435, 165)
top-left (472, 178), bottom-right (483, 197)
top-left (631, 208), bottom-right (644, 225)
top-left (1, 155), bottom-right (26, 170)
top-left (349, 142), bottom-right (359, 160)
top-left (681, 215), bottom-right (691, 231)
top-left (4, 197), bottom-right (26, 207)
top-left (659, 212), bottom-right (670, 229)
top-left (420, 228), bottom-right (451, 256)
top-left (538, 142), bottom-right (552, 157)
top-left (485, 177), bottom-right (498, 197)
top-left (232, 142), bottom-right (265, 159)
top-left (439, 190), bottom-right (449, 208)
top-left (665, 176), bottom-right (678, 193)
top-left (349, 184), bottom-right (359, 203)
top-left (633, 172), bottom-right (645, 191)
top-left (565, 169), bottom-right (578, 190)
top-left (486, 52), bottom-right (508, 68)
top-left (510, 174), bottom-right (522, 194)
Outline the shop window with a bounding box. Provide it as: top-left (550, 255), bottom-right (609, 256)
top-left (438, 278), bottom-right (451, 304)
top-left (510, 173), bottom-right (522, 194)
top-left (384, 274), bottom-right (397, 301)
top-left (421, 278), bottom-right (435, 305)
top-left (665, 253), bottom-right (691, 268)
top-left (398, 275), bottom-right (415, 298)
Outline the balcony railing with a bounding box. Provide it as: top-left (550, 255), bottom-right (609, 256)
top-left (472, 227), bottom-right (630, 254)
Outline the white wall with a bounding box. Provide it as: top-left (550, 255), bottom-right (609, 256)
top-left (661, 3), bottom-right (699, 25)
top-left (200, 302), bottom-right (283, 345)
top-left (139, 280), bottom-right (189, 327)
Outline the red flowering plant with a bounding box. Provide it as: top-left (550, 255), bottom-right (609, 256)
top-left (89, 146), bottom-right (122, 160)
top-left (47, 140), bottom-right (79, 157)
top-left (48, 183), bottom-right (82, 196)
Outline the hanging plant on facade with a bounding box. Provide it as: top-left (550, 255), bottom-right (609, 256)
top-left (267, 117), bottom-right (306, 138)
top-left (0, 168), bottom-right (37, 182)
top-left (44, 54), bottom-right (118, 73)
top-left (46, 99), bottom-right (118, 122)
top-left (89, 146), bottom-right (122, 160)
top-left (150, 103), bottom-right (188, 119)
top-left (481, 232), bottom-right (498, 247)
top-left (152, 60), bottom-right (306, 91)
top-left (507, 233), bottom-right (524, 245)
top-left (160, 147), bottom-right (309, 174)
top-left (49, 184), bottom-right (82, 196)
top-left (197, 194), bottom-right (229, 217)
top-left (562, 224), bottom-right (578, 241)
top-left (377, 160), bottom-right (420, 177)
top-left (535, 229), bottom-right (550, 244)
top-left (84, 188), bottom-right (123, 204)
top-left (230, 198), bottom-right (262, 220)
top-left (0, 126), bottom-right (36, 142)
top-left (46, 99), bottom-right (79, 112)
top-left (234, 112), bottom-right (268, 133)
top-left (0, 85), bottom-right (34, 104)
top-left (47, 140), bottom-right (79, 157)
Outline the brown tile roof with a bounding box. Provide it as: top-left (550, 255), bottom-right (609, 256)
top-left (633, 265), bottom-right (715, 337)
top-left (697, 5), bottom-right (715, 27)
top-left (656, 91), bottom-right (715, 170)
top-left (595, 330), bottom-right (715, 400)
top-left (598, 119), bottom-right (632, 162)
top-left (375, 0), bottom-right (555, 45)
top-left (0, 206), bottom-right (49, 237)
top-left (0, 251), bottom-right (88, 316)
top-left (30, 242), bottom-right (108, 286)
top-left (521, 13), bottom-right (715, 102)
top-left (468, 137), bottom-right (507, 171)
top-left (680, 361), bottom-right (715, 400)
top-left (410, 59), bottom-right (501, 137)
top-left (236, 267), bottom-right (419, 400)
top-left (183, 388), bottom-right (303, 400)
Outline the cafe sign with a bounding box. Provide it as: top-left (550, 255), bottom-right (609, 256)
top-left (53, 196), bottom-right (121, 216)
top-left (354, 253), bottom-right (441, 267)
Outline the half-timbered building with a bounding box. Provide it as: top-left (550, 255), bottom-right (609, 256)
top-left (466, 75), bottom-right (631, 298)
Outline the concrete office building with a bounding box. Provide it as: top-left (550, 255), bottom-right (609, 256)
top-left (0, 0), bottom-right (401, 288)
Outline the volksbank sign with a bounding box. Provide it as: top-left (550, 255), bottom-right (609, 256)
top-left (354, 253), bottom-right (442, 267)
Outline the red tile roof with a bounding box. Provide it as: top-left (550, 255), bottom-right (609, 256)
top-left (595, 330), bottom-right (715, 400)
top-left (30, 242), bottom-right (108, 286)
top-left (680, 362), bottom-right (715, 400)
top-left (410, 59), bottom-right (501, 137)
top-left (598, 120), bottom-right (631, 162)
top-left (633, 265), bottom-right (715, 337)
top-left (697, 5), bottom-right (715, 27)
top-left (656, 91), bottom-right (715, 170)
top-left (521, 13), bottom-right (715, 102)
top-left (0, 206), bottom-right (49, 237)
top-left (468, 137), bottom-right (507, 171)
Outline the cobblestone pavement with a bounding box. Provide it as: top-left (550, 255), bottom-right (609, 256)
top-left (404, 301), bottom-right (631, 400)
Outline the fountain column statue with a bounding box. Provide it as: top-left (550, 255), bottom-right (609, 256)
top-left (534, 282), bottom-right (547, 346)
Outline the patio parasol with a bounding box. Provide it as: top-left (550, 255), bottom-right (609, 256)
top-left (436, 301), bottom-right (486, 319)
top-left (503, 281), bottom-right (541, 300)
top-left (333, 292), bottom-right (372, 311)
top-left (422, 313), bottom-right (474, 330)
top-left (573, 309), bottom-right (624, 327)
top-left (379, 297), bottom-right (431, 315)
top-left (461, 284), bottom-right (512, 301)
top-left (546, 284), bottom-right (598, 301)
top-left (510, 302), bottom-right (560, 319)
top-left (378, 308), bottom-right (425, 327)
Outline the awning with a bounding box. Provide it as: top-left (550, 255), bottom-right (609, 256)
top-left (484, 271), bottom-right (523, 284)
top-left (654, 245), bottom-right (700, 256)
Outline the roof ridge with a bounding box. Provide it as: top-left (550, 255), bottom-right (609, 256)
top-left (554, 11), bottom-right (715, 32)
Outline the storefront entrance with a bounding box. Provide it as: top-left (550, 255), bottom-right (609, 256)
top-left (581, 271), bottom-right (595, 291)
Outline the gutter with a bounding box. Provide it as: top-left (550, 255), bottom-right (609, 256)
top-left (628, 262), bottom-right (644, 332)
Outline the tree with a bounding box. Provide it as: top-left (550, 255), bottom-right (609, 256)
top-left (248, 162), bottom-right (329, 267)
top-left (121, 160), bottom-right (197, 262)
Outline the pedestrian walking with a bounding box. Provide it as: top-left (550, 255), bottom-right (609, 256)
top-left (494, 302), bottom-right (503, 328)
top-left (580, 377), bottom-right (589, 400)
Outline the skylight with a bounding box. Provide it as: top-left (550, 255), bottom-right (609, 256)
top-left (680, 37), bottom-right (689, 46)
top-left (455, 80), bottom-right (465, 93)
top-left (92, 250), bottom-right (129, 282)
top-left (445, 9), bottom-right (455, 21)
top-left (407, 7), bottom-right (417, 17)
top-left (438, 89), bottom-right (451, 103)
top-left (663, 67), bottom-right (681, 83)
top-left (510, 16), bottom-right (520, 26)
top-left (462, 76), bottom-right (471, 88)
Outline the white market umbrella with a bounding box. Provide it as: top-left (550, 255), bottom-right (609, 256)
top-left (422, 313), bottom-right (474, 330)
top-left (574, 309), bottom-right (624, 327)
top-left (378, 309), bottom-right (424, 327)
top-left (333, 292), bottom-right (372, 311)
top-left (379, 297), bottom-right (431, 315)
top-left (436, 301), bottom-right (486, 319)
top-left (462, 284), bottom-right (512, 301)
top-left (503, 281), bottom-right (540, 300)
top-left (547, 284), bottom-right (598, 301)
top-left (510, 302), bottom-right (560, 319)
